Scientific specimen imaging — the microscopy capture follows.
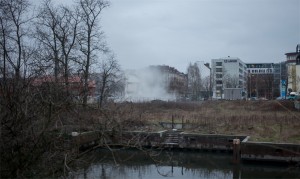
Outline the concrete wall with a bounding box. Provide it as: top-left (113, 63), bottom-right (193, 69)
top-left (72, 130), bottom-right (300, 164)
top-left (179, 133), bottom-right (246, 151)
top-left (224, 88), bottom-right (242, 100)
top-left (159, 122), bottom-right (198, 130)
top-left (241, 141), bottom-right (300, 163)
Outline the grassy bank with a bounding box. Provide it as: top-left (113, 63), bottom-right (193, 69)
top-left (118, 100), bottom-right (300, 144)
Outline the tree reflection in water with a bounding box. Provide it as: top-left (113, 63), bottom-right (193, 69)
top-left (71, 149), bottom-right (300, 179)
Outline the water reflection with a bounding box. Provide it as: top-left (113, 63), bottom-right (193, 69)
top-left (73, 149), bottom-right (299, 179)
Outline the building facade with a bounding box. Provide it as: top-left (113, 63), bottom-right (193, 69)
top-left (246, 63), bottom-right (276, 99)
top-left (285, 44), bottom-right (300, 94)
top-left (273, 62), bottom-right (287, 98)
top-left (211, 57), bottom-right (248, 99)
top-left (32, 75), bottom-right (96, 97)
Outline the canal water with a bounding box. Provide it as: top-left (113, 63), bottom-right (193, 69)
top-left (71, 149), bottom-right (300, 179)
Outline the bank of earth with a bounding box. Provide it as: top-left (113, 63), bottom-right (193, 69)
top-left (120, 100), bottom-right (300, 144)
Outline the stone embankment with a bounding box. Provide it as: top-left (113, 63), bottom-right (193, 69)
top-left (70, 130), bottom-right (300, 165)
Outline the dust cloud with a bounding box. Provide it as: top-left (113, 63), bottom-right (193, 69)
top-left (124, 67), bottom-right (176, 102)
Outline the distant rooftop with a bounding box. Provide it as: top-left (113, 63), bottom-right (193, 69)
top-left (219, 56), bottom-right (240, 59)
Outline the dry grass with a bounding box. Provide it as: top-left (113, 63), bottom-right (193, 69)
top-left (118, 100), bottom-right (300, 144)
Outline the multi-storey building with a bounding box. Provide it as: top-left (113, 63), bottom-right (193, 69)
top-left (245, 62), bottom-right (288, 99)
top-left (285, 44), bottom-right (300, 94)
top-left (149, 65), bottom-right (188, 98)
top-left (246, 63), bottom-right (274, 74)
top-left (273, 62), bottom-right (287, 98)
top-left (246, 63), bottom-right (275, 99)
top-left (211, 57), bottom-right (248, 99)
top-left (32, 75), bottom-right (96, 97)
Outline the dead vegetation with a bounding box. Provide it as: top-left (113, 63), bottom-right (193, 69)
top-left (113, 100), bottom-right (300, 144)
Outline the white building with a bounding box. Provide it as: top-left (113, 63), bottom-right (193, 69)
top-left (211, 57), bottom-right (248, 99)
top-left (285, 44), bottom-right (300, 93)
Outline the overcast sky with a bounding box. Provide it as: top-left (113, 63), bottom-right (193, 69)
top-left (100, 0), bottom-right (300, 72)
top-left (51, 0), bottom-right (300, 73)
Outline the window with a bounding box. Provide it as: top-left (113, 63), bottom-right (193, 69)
top-left (296, 56), bottom-right (300, 65)
top-left (216, 80), bottom-right (223, 84)
top-left (216, 68), bottom-right (222, 72)
top-left (216, 74), bottom-right (222, 78)
top-left (216, 62), bottom-right (222, 66)
top-left (267, 69), bottom-right (273, 73)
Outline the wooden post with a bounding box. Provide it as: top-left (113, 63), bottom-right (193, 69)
top-left (172, 115), bottom-right (174, 129)
top-left (233, 138), bottom-right (241, 164)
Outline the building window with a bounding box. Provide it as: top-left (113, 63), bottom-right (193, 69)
top-left (216, 68), bottom-right (222, 72)
top-left (216, 62), bottom-right (222, 66)
top-left (216, 80), bottom-right (222, 84)
top-left (296, 56), bottom-right (300, 64)
top-left (216, 74), bottom-right (222, 78)
top-left (266, 69), bottom-right (272, 73)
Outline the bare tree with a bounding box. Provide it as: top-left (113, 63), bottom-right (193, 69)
top-left (290, 65), bottom-right (297, 92)
top-left (223, 74), bottom-right (239, 88)
top-left (35, 0), bottom-right (61, 81)
top-left (296, 76), bottom-right (300, 92)
top-left (96, 54), bottom-right (121, 108)
top-left (76, 0), bottom-right (109, 106)
top-left (0, 0), bottom-right (144, 178)
top-left (260, 74), bottom-right (274, 99)
top-left (202, 76), bottom-right (210, 99)
top-left (55, 5), bottom-right (80, 91)
top-left (0, 1), bottom-right (59, 177)
top-left (187, 62), bottom-right (202, 101)
top-left (0, 1), bottom-right (9, 81)
top-left (0, 0), bottom-right (31, 81)
top-left (0, 1), bottom-right (79, 177)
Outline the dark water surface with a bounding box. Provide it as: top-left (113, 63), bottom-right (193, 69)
top-left (72, 149), bottom-right (300, 179)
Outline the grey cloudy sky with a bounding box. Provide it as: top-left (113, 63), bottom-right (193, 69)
top-left (50, 0), bottom-right (300, 73)
top-left (100, 0), bottom-right (300, 72)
